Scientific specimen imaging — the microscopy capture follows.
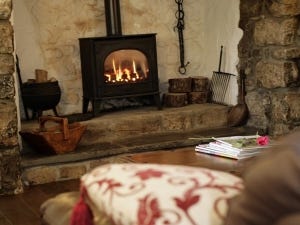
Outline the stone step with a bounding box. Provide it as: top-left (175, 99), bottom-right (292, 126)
top-left (79, 103), bottom-right (230, 146)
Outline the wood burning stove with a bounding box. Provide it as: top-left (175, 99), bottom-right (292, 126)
top-left (79, 0), bottom-right (161, 115)
top-left (79, 34), bottom-right (160, 115)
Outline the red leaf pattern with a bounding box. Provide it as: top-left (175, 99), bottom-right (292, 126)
top-left (134, 168), bottom-right (166, 180)
top-left (81, 164), bottom-right (243, 225)
top-left (138, 194), bottom-right (162, 225)
top-left (174, 195), bottom-right (200, 211)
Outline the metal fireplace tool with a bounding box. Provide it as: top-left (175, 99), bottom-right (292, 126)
top-left (210, 46), bottom-right (236, 105)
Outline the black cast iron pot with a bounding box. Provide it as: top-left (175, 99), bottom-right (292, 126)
top-left (21, 81), bottom-right (61, 112)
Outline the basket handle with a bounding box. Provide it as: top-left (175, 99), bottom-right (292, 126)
top-left (39, 116), bottom-right (70, 140)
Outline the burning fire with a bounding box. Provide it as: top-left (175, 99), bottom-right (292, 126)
top-left (104, 59), bottom-right (148, 84)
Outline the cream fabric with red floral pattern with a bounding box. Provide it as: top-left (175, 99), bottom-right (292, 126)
top-left (81, 164), bottom-right (243, 225)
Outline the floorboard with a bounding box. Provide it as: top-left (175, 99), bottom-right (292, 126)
top-left (0, 179), bottom-right (80, 225)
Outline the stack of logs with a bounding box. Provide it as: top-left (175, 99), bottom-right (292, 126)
top-left (163, 76), bottom-right (210, 107)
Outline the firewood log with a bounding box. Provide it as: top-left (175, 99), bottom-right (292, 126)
top-left (35, 69), bottom-right (48, 83)
top-left (191, 76), bottom-right (209, 92)
top-left (168, 77), bottom-right (192, 93)
top-left (188, 91), bottom-right (209, 104)
top-left (163, 93), bottom-right (188, 107)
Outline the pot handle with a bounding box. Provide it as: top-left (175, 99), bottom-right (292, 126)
top-left (39, 116), bottom-right (70, 140)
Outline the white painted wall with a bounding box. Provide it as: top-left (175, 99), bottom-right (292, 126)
top-left (13, 0), bottom-right (242, 118)
top-left (200, 0), bottom-right (242, 104)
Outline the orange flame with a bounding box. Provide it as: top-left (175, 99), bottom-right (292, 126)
top-left (104, 58), bottom-right (147, 84)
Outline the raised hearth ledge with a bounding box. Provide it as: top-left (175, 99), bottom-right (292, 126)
top-left (20, 104), bottom-right (257, 185)
top-left (20, 103), bottom-right (254, 167)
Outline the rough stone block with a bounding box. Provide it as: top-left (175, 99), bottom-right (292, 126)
top-left (273, 47), bottom-right (300, 59)
top-left (0, 74), bottom-right (14, 99)
top-left (0, 100), bottom-right (18, 146)
top-left (22, 166), bottom-right (58, 185)
top-left (161, 113), bottom-right (192, 131)
top-left (0, 0), bottom-right (11, 19)
top-left (255, 60), bottom-right (298, 88)
top-left (0, 21), bottom-right (13, 53)
top-left (0, 54), bottom-right (14, 74)
top-left (245, 90), bottom-right (271, 131)
top-left (269, 90), bottom-right (300, 135)
top-left (110, 115), bottom-right (161, 138)
top-left (268, 0), bottom-right (300, 17)
top-left (239, 0), bottom-right (263, 29)
top-left (0, 147), bottom-right (22, 195)
top-left (271, 92), bottom-right (290, 122)
top-left (59, 165), bottom-right (87, 180)
top-left (254, 18), bottom-right (298, 46)
top-left (238, 25), bottom-right (255, 57)
top-left (269, 123), bottom-right (291, 136)
top-left (286, 93), bottom-right (300, 120)
top-left (191, 105), bottom-right (228, 129)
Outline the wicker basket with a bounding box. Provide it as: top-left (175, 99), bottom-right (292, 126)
top-left (20, 116), bottom-right (87, 154)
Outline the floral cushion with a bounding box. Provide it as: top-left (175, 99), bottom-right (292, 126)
top-left (80, 163), bottom-right (243, 225)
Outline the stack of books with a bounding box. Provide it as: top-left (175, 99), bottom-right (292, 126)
top-left (195, 135), bottom-right (270, 160)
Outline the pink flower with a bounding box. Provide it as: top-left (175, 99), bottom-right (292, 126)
top-left (257, 136), bottom-right (269, 146)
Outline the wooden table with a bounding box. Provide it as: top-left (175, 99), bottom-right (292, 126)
top-left (125, 146), bottom-right (258, 177)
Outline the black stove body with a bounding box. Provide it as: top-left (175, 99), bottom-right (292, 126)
top-left (79, 0), bottom-right (160, 115)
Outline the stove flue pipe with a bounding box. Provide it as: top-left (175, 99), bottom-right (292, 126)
top-left (104, 0), bottom-right (122, 36)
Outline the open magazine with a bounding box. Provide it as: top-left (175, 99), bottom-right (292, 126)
top-left (195, 135), bottom-right (271, 160)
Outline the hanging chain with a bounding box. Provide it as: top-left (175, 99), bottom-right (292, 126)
top-left (174, 0), bottom-right (189, 75)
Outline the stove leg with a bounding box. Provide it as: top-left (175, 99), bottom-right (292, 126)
top-left (31, 110), bottom-right (42, 120)
top-left (82, 97), bottom-right (89, 114)
top-left (154, 93), bottom-right (162, 110)
top-left (23, 104), bottom-right (30, 121)
top-left (52, 107), bottom-right (59, 116)
top-left (92, 100), bottom-right (101, 116)
top-left (31, 110), bottom-right (37, 120)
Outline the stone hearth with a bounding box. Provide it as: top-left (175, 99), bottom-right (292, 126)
top-left (20, 104), bottom-right (254, 185)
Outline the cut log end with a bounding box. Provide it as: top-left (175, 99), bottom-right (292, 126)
top-left (168, 78), bottom-right (192, 93)
top-left (188, 91), bottom-right (209, 104)
top-left (163, 93), bottom-right (188, 107)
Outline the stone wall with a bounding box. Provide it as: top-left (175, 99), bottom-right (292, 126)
top-left (0, 0), bottom-right (22, 195)
top-left (238, 0), bottom-right (300, 136)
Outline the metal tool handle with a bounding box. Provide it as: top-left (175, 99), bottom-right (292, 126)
top-left (218, 45), bottom-right (223, 72)
top-left (239, 70), bottom-right (246, 104)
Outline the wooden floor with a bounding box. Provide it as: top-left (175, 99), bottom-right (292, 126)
top-left (0, 146), bottom-right (256, 225)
